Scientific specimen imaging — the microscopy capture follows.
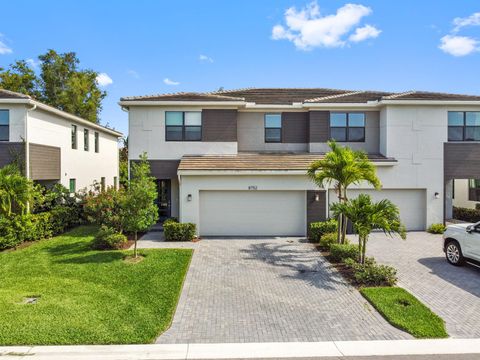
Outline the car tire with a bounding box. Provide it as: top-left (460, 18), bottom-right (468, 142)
top-left (445, 240), bottom-right (465, 266)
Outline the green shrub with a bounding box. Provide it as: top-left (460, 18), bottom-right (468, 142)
top-left (92, 226), bottom-right (127, 250)
top-left (453, 206), bottom-right (480, 223)
top-left (309, 219), bottom-right (338, 241)
top-left (319, 232), bottom-right (337, 249)
top-left (427, 223), bottom-right (446, 234)
top-left (476, 203), bottom-right (480, 211)
top-left (163, 217), bottom-right (178, 225)
top-left (346, 257), bottom-right (397, 287)
top-left (164, 222), bottom-right (196, 242)
top-left (83, 187), bottom-right (126, 231)
top-left (330, 243), bottom-right (359, 263)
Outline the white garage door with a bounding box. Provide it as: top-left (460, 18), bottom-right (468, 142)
top-left (330, 189), bottom-right (426, 231)
top-left (199, 191), bottom-right (306, 236)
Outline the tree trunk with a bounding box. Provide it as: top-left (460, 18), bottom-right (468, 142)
top-left (134, 232), bottom-right (138, 258)
top-left (336, 187), bottom-right (343, 244)
top-left (341, 186), bottom-right (348, 243)
top-left (358, 236), bottom-right (363, 263)
top-left (361, 235), bottom-right (368, 265)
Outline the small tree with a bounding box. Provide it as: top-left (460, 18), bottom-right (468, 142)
top-left (122, 153), bottom-right (158, 257)
top-left (331, 194), bottom-right (406, 264)
top-left (307, 141), bottom-right (381, 244)
top-left (0, 164), bottom-right (35, 217)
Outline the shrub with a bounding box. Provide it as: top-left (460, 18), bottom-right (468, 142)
top-left (330, 243), bottom-right (359, 263)
top-left (319, 232), bottom-right (337, 249)
top-left (83, 187), bottom-right (126, 232)
top-left (427, 223), bottom-right (446, 234)
top-left (453, 206), bottom-right (480, 223)
top-left (309, 219), bottom-right (338, 242)
top-left (92, 225), bottom-right (127, 250)
top-left (163, 217), bottom-right (178, 225)
top-left (476, 203), bottom-right (480, 211)
top-left (164, 222), bottom-right (196, 242)
top-left (346, 257), bottom-right (397, 287)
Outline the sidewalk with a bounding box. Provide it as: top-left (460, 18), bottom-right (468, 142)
top-left (2, 339), bottom-right (480, 359)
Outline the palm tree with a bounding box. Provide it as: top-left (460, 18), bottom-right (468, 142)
top-left (307, 141), bottom-right (381, 243)
top-left (331, 194), bottom-right (406, 264)
top-left (0, 164), bottom-right (34, 217)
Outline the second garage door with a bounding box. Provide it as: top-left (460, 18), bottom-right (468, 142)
top-left (199, 190), bottom-right (306, 236)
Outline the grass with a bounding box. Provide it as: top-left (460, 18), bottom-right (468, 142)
top-left (360, 287), bottom-right (448, 338)
top-left (0, 225), bottom-right (192, 345)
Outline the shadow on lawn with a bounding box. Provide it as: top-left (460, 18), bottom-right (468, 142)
top-left (240, 240), bottom-right (344, 290)
top-left (47, 240), bottom-right (125, 264)
top-left (418, 257), bottom-right (480, 298)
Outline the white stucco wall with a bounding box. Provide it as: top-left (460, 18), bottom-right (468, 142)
top-left (453, 179), bottom-right (479, 209)
top-left (27, 108), bottom-right (119, 191)
top-left (128, 106), bottom-right (237, 160)
top-left (0, 104), bottom-right (27, 142)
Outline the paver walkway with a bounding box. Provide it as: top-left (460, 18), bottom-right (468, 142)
top-left (151, 237), bottom-right (410, 343)
top-left (368, 231), bottom-right (480, 338)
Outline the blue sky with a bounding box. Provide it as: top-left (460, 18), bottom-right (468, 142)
top-left (1, 0), bottom-right (480, 135)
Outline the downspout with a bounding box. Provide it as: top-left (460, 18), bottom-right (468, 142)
top-left (121, 105), bottom-right (130, 181)
top-left (25, 102), bottom-right (37, 213)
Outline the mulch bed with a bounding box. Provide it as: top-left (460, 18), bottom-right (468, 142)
top-left (312, 243), bottom-right (359, 288)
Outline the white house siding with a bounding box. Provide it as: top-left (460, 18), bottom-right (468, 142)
top-left (453, 179), bottom-right (479, 209)
top-left (27, 108), bottom-right (119, 191)
top-left (128, 106), bottom-right (237, 161)
top-left (0, 104), bottom-right (27, 142)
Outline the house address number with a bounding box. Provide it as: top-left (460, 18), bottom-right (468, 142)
top-left (248, 186), bottom-right (258, 190)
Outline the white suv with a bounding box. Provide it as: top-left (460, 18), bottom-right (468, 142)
top-left (443, 221), bottom-right (480, 266)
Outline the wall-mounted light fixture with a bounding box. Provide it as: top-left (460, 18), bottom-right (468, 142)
top-left (434, 192), bottom-right (440, 199)
top-left (315, 193), bottom-right (320, 202)
top-left (187, 194), bottom-right (192, 202)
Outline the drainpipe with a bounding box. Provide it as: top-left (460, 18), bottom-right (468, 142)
top-left (120, 105), bottom-right (130, 181)
top-left (25, 102), bottom-right (37, 213)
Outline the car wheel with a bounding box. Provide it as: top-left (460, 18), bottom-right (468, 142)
top-left (445, 240), bottom-right (464, 266)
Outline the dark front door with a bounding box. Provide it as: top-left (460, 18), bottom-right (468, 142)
top-left (157, 179), bottom-right (171, 219)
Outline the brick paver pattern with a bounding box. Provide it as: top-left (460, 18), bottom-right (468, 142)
top-left (368, 231), bottom-right (480, 338)
top-left (156, 238), bottom-right (410, 343)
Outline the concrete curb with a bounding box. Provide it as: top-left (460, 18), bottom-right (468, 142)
top-left (1, 339), bottom-right (480, 359)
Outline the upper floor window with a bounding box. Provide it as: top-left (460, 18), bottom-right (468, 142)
top-left (71, 125), bottom-right (77, 149)
top-left (264, 114), bottom-right (282, 143)
top-left (330, 113), bottom-right (365, 142)
top-left (448, 111), bottom-right (480, 141)
top-left (84, 129), bottom-right (89, 151)
top-left (165, 111), bottom-right (202, 141)
top-left (94, 132), bottom-right (99, 153)
top-left (0, 109), bottom-right (9, 141)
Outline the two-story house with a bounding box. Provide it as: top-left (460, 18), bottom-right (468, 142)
top-left (0, 89), bottom-right (122, 191)
top-left (120, 88), bottom-right (480, 237)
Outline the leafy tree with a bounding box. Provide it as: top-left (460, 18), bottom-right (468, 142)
top-left (0, 50), bottom-right (106, 123)
top-left (119, 136), bottom-right (129, 188)
top-left (0, 60), bottom-right (40, 98)
top-left (0, 164), bottom-right (35, 217)
top-left (307, 141), bottom-right (381, 244)
top-left (331, 193), bottom-right (406, 264)
top-left (122, 153), bottom-right (158, 257)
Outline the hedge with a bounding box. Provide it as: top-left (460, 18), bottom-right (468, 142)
top-left (453, 206), bottom-right (480, 223)
top-left (164, 222), bottom-right (196, 242)
top-left (308, 219), bottom-right (338, 242)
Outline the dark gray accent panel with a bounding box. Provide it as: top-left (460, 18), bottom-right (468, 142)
top-left (307, 190), bottom-right (326, 227)
top-left (202, 109), bottom-right (237, 142)
top-left (309, 111), bottom-right (330, 142)
top-left (29, 143), bottom-right (60, 180)
top-left (444, 143), bottom-right (480, 179)
top-left (0, 142), bottom-right (24, 169)
top-left (282, 112), bottom-right (308, 143)
top-left (140, 160), bottom-right (180, 179)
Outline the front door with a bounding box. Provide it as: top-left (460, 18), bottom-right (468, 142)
top-left (157, 179), bottom-right (171, 220)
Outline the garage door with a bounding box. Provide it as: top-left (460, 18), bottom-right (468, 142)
top-left (330, 189), bottom-right (426, 231)
top-left (199, 190), bottom-right (306, 236)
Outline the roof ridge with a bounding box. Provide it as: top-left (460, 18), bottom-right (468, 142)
top-left (121, 91), bottom-right (245, 101)
top-left (382, 90), bottom-right (417, 100)
top-left (304, 90), bottom-right (365, 103)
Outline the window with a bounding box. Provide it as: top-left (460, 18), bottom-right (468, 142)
top-left (84, 129), bottom-right (89, 151)
top-left (330, 113), bottom-right (365, 142)
top-left (94, 132), bottom-right (99, 153)
top-left (165, 111), bottom-right (202, 141)
top-left (71, 125), bottom-right (77, 149)
top-left (469, 179), bottom-right (480, 201)
top-left (101, 177), bottom-right (105, 191)
top-left (0, 110), bottom-right (9, 141)
top-left (114, 176), bottom-right (118, 190)
top-left (264, 114), bottom-right (282, 143)
top-left (69, 179), bottom-right (76, 193)
top-left (448, 111), bottom-right (480, 141)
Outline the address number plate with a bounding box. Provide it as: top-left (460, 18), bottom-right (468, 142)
top-left (248, 186), bottom-right (258, 190)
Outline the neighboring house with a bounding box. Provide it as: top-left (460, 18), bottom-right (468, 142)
top-left (453, 179), bottom-right (480, 209)
top-left (120, 88), bottom-right (480, 236)
top-left (0, 89), bottom-right (122, 192)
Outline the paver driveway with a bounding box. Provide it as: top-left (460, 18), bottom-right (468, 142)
top-left (368, 231), bottom-right (480, 338)
top-left (156, 237), bottom-right (410, 343)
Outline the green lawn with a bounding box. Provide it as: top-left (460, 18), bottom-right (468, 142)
top-left (0, 226), bottom-right (192, 345)
top-left (360, 287), bottom-right (448, 338)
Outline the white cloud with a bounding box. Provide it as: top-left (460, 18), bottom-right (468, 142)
top-left (26, 58), bottom-right (39, 69)
top-left (0, 34), bottom-right (12, 55)
top-left (439, 35), bottom-right (479, 57)
top-left (164, 78), bottom-right (180, 85)
top-left (96, 72), bottom-right (113, 86)
top-left (199, 54), bottom-right (214, 63)
top-left (271, 1), bottom-right (380, 50)
top-left (453, 12), bottom-right (480, 32)
top-left (349, 24), bottom-right (381, 42)
top-left (127, 69), bottom-right (140, 79)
